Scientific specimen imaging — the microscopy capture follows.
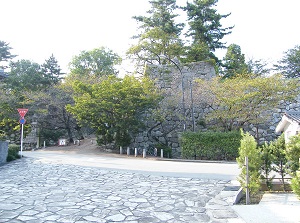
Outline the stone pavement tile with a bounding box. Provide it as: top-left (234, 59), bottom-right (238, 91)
top-left (0, 158), bottom-right (244, 223)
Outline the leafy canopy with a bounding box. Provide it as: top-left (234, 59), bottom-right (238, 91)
top-left (275, 45), bottom-right (300, 78)
top-left (69, 47), bottom-right (122, 77)
top-left (196, 75), bottom-right (299, 132)
top-left (67, 75), bottom-right (161, 147)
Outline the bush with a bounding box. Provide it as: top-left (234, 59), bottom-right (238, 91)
top-left (180, 131), bottom-right (241, 160)
top-left (237, 130), bottom-right (262, 197)
top-left (286, 134), bottom-right (300, 174)
top-left (155, 143), bottom-right (172, 158)
top-left (291, 171), bottom-right (300, 199)
top-left (6, 144), bottom-right (21, 162)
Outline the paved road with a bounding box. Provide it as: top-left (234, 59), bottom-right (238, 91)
top-left (0, 151), bottom-right (244, 223)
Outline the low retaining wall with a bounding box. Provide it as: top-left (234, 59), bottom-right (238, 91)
top-left (0, 141), bottom-right (8, 164)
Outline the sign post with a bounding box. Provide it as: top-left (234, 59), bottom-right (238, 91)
top-left (17, 109), bottom-right (28, 157)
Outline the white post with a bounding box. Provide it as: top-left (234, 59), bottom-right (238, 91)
top-left (161, 149), bottom-right (164, 158)
top-left (120, 146), bottom-right (123, 155)
top-left (127, 147), bottom-right (130, 156)
top-left (245, 156), bottom-right (250, 205)
top-left (135, 148), bottom-right (137, 157)
top-left (43, 141), bottom-right (46, 149)
top-left (20, 124), bottom-right (24, 157)
top-left (143, 149), bottom-right (146, 158)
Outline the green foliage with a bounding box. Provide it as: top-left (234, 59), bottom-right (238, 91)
top-left (196, 75), bottom-right (299, 135)
top-left (291, 171), bottom-right (300, 199)
top-left (67, 75), bottom-right (161, 148)
top-left (69, 47), bottom-right (121, 77)
top-left (181, 131), bottom-right (241, 160)
top-left (155, 143), bottom-right (172, 158)
top-left (270, 134), bottom-right (289, 191)
top-left (236, 130), bottom-right (262, 196)
top-left (41, 54), bottom-right (63, 85)
top-left (0, 40), bottom-right (16, 69)
top-left (222, 44), bottom-right (248, 78)
top-left (5, 60), bottom-right (46, 92)
top-left (260, 142), bottom-right (275, 190)
top-left (128, 0), bottom-right (184, 71)
top-left (39, 128), bottom-right (66, 146)
top-left (274, 45), bottom-right (300, 78)
top-left (286, 134), bottom-right (300, 174)
top-left (6, 144), bottom-right (20, 162)
top-left (183, 0), bottom-right (233, 63)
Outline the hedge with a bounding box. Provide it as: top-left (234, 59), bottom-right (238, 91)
top-left (7, 144), bottom-right (21, 162)
top-left (180, 131), bottom-right (241, 161)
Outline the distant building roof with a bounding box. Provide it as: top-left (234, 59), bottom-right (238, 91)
top-left (275, 111), bottom-right (300, 133)
top-left (285, 111), bottom-right (300, 123)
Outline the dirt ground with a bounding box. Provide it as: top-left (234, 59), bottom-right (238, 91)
top-left (38, 138), bottom-right (120, 156)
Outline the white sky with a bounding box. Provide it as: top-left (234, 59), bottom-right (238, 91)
top-left (2, 0), bottom-right (300, 74)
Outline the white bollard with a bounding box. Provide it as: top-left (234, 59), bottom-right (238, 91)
top-left (120, 146), bottom-right (123, 155)
top-left (143, 149), bottom-right (146, 158)
top-left (43, 141), bottom-right (46, 149)
top-left (135, 148), bottom-right (138, 157)
top-left (127, 147), bottom-right (130, 156)
top-left (161, 149), bottom-right (164, 158)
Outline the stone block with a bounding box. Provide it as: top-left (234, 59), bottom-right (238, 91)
top-left (0, 141), bottom-right (8, 164)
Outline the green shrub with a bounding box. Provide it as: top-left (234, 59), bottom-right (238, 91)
top-left (260, 142), bottom-right (275, 190)
top-left (291, 171), bottom-right (300, 199)
top-left (155, 143), bottom-right (172, 158)
top-left (237, 130), bottom-right (262, 197)
top-left (180, 131), bottom-right (241, 160)
top-left (6, 144), bottom-right (21, 162)
top-left (286, 134), bottom-right (300, 174)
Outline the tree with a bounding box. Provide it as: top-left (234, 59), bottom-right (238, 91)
top-left (286, 134), bottom-right (300, 174)
top-left (67, 75), bottom-right (161, 147)
top-left (221, 44), bottom-right (248, 78)
top-left (69, 47), bottom-right (122, 77)
top-left (237, 130), bottom-right (262, 199)
top-left (127, 0), bottom-right (184, 72)
top-left (260, 142), bottom-right (275, 190)
top-left (246, 58), bottom-right (270, 77)
top-left (41, 54), bottom-right (63, 85)
top-left (0, 40), bottom-right (16, 69)
top-left (274, 45), bottom-right (300, 78)
top-left (195, 75), bottom-right (299, 135)
top-left (25, 84), bottom-right (79, 144)
top-left (270, 134), bottom-right (289, 191)
top-left (5, 60), bottom-right (45, 92)
top-left (183, 0), bottom-right (233, 63)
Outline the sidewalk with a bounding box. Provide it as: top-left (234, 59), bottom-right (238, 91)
top-left (232, 193), bottom-right (300, 223)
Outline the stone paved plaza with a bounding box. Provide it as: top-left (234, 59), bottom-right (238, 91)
top-left (0, 155), bottom-right (244, 223)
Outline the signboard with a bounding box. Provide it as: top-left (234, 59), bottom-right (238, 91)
top-left (17, 108), bottom-right (28, 118)
top-left (19, 118), bottom-right (26, 125)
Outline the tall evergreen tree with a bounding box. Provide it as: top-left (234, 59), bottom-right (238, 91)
top-left (183, 0), bottom-right (233, 63)
top-left (5, 60), bottom-right (45, 92)
top-left (0, 41), bottom-right (16, 69)
top-left (41, 54), bottom-right (63, 85)
top-left (222, 44), bottom-right (248, 78)
top-left (127, 0), bottom-right (184, 71)
top-left (274, 45), bottom-right (300, 78)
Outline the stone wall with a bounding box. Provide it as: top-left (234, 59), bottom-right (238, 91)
top-left (0, 141), bottom-right (8, 165)
top-left (130, 61), bottom-right (216, 157)
top-left (130, 61), bottom-right (300, 158)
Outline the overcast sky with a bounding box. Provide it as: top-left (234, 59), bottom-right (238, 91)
top-left (2, 0), bottom-right (300, 74)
